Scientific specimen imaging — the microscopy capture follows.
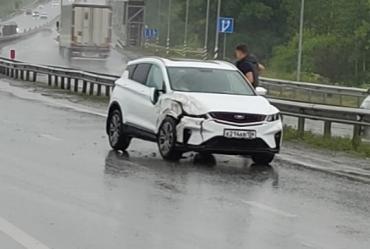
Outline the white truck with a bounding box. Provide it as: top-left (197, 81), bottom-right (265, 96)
top-left (59, 1), bottom-right (112, 59)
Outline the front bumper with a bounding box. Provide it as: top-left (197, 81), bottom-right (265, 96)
top-left (176, 116), bottom-right (282, 155)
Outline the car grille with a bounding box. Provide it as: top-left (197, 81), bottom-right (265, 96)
top-left (209, 112), bottom-right (266, 124)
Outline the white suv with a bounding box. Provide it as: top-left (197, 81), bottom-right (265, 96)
top-left (106, 57), bottom-right (282, 164)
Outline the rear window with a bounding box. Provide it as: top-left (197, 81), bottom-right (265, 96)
top-left (131, 64), bottom-right (151, 84)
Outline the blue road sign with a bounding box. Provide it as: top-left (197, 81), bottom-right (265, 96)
top-left (144, 28), bottom-right (159, 39)
top-left (218, 17), bottom-right (234, 33)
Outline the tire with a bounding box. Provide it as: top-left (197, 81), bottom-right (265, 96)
top-left (157, 117), bottom-right (182, 161)
top-left (251, 153), bottom-right (275, 165)
top-left (108, 109), bottom-right (131, 151)
top-left (194, 153), bottom-right (216, 166)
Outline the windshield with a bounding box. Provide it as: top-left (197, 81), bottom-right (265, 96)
top-left (167, 67), bottom-right (255, 96)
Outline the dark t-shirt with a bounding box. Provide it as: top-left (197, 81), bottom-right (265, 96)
top-left (236, 55), bottom-right (259, 86)
top-left (236, 58), bottom-right (254, 75)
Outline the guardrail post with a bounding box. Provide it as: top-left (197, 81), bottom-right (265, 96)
top-left (67, 78), bottom-right (71, 90)
top-left (74, 79), bottom-right (79, 92)
top-left (89, 83), bottom-right (94, 95)
top-left (25, 71), bottom-right (30, 81)
top-left (32, 72), bottom-right (37, 82)
top-left (352, 124), bottom-right (362, 149)
top-left (97, 84), bottom-right (102, 96)
top-left (54, 75), bottom-right (58, 87)
top-left (298, 117), bottom-right (305, 138)
top-left (48, 75), bottom-right (52, 86)
top-left (105, 86), bottom-right (110, 97)
top-left (82, 81), bottom-right (88, 94)
top-left (61, 77), bottom-right (65, 90)
top-left (323, 121), bottom-right (332, 138)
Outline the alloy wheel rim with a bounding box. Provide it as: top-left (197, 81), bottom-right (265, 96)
top-left (109, 113), bottom-right (121, 145)
top-left (159, 122), bottom-right (173, 154)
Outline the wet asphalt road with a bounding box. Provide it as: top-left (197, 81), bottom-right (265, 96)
top-left (2, 1), bottom-right (60, 32)
top-left (0, 0), bottom-right (125, 76)
top-left (0, 82), bottom-right (370, 249)
top-left (0, 29), bottom-right (126, 75)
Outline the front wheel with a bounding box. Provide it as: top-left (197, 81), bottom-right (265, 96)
top-left (157, 117), bottom-right (182, 161)
top-left (251, 153), bottom-right (275, 165)
top-left (108, 109), bottom-right (131, 151)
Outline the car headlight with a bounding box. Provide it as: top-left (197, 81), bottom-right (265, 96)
top-left (266, 113), bottom-right (280, 122)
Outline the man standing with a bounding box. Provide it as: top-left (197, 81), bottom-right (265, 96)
top-left (235, 44), bottom-right (264, 87)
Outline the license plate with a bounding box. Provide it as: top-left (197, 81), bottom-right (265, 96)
top-left (224, 129), bottom-right (256, 139)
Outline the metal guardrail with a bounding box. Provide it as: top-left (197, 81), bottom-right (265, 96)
top-left (260, 77), bottom-right (369, 108)
top-left (271, 99), bottom-right (370, 147)
top-left (0, 57), bottom-right (119, 96)
top-left (0, 16), bottom-right (58, 43)
top-left (0, 57), bottom-right (369, 147)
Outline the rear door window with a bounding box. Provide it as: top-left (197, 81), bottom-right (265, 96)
top-left (127, 64), bottom-right (137, 79)
top-left (132, 63), bottom-right (151, 84)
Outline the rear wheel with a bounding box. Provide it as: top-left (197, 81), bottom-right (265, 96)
top-left (108, 109), bottom-right (131, 151)
top-left (251, 153), bottom-right (275, 165)
top-left (158, 117), bottom-right (182, 161)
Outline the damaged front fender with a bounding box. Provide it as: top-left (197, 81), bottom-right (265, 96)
top-left (155, 93), bottom-right (207, 133)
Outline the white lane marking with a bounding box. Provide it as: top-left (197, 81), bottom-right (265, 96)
top-left (0, 216), bottom-right (51, 249)
top-left (39, 134), bottom-right (62, 141)
top-left (241, 200), bottom-right (297, 218)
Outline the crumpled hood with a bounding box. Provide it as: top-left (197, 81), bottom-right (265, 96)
top-left (165, 92), bottom-right (279, 115)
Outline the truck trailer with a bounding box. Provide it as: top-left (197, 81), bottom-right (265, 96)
top-left (1, 22), bottom-right (18, 36)
top-left (59, 1), bottom-right (112, 59)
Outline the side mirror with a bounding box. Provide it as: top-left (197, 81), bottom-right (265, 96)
top-left (149, 87), bottom-right (161, 104)
top-left (255, 87), bottom-right (267, 96)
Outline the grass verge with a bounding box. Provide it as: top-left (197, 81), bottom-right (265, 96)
top-left (283, 126), bottom-right (370, 158)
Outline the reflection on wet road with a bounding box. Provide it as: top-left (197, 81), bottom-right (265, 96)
top-left (0, 85), bottom-right (369, 249)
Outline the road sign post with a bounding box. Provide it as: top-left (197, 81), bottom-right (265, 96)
top-left (213, 0), bottom-right (222, 59)
top-left (217, 17), bottom-right (234, 60)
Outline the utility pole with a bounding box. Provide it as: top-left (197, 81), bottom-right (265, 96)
top-left (156, 0), bottom-right (161, 53)
top-left (213, 0), bottom-right (222, 59)
top-left (183, 0), bottom-right (190, 56)
top-left (203, 0), bottom-right (210, 60)
top-left (223, 33), bottom-right (227, 60)
top-left (297, 0), bottom-right (305, 81)
top-left (166, 0), bottom-right (172, 55)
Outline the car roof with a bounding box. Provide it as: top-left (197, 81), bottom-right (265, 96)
top-left (128, 57), bottom-right (237, 71)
